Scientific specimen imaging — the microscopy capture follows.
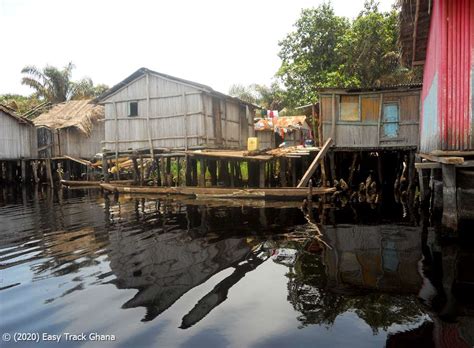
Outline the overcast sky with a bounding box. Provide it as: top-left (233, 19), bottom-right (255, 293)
top-left (0, 0), bottom-right (395, 96)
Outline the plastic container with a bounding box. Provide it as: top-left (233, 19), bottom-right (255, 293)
top-left (247, 137), bottom-right (259, 151)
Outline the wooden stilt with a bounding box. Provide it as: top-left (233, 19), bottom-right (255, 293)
top-left (235, 161), bottom-right (242, 187)
top-left (176, 157), bottom-right (181, 186)
top-left (291, 158), bottom-right (297, 187)
top-left (185, 155), bottom-right (192, 186)
top-left (21, 160), bottom-right (26, 183)
top-left (191, 159), bottom-right (198, 186)
top-left (259, 161), bottom-right (265, 188)
top-left (442, 164), bottom-right (458, 231)
top-left (131, 155), bottom-right (139, 185)
top-left (209, 160), bottom-right (217, 186)
top-left (32, 161), bottom-right (39, 184)
top-left (155, 157), bottom-right (161, 186)
top-left (139, 155), bottom-right (145, 186)
top-left (329, 151), bottom-right (336, 183)
top-left (199, 158), bottom-right (206, 187)
top-left (348, 152), bottom-right (358, 187)
top-left (45, 159), bottom-right (53, 186)
top-left (280, 158), bottom-right (287, 187)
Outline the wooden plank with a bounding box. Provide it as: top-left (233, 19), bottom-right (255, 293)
top-left (415, 162), bottom-right (442, 169)
top-left (297, 138), bottom-right (333, 188)
top-left (419, 153), bottom-right (464, 164)
top-left (430, 150), bottom-right (474, 157)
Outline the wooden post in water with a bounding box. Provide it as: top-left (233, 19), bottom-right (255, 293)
top-left (32, 161), bottom-right (39, 184)
top-left (45, 159), bottom-right (53, 186)
top-left (21, 160), bottom-right (26, 183)
top-left (291, 158), bottom-right (297, 187)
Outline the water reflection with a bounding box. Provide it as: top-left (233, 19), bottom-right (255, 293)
top-left (0, 187), bottom-right (473, 347)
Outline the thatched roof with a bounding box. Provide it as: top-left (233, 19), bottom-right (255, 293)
top-left (0, 103), bottom-right (34, 126)
top-left (33, 99), bottom-right (104, 135)
top-left (399, 0), bottom-right (432, 66)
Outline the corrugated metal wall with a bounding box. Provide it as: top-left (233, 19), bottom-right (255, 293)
top-left (0, 111), bottom-right (37, 159)
top-left (420, 0), bottom-right (473, 152)
top-left (103, 73), bottom-right (252, 152)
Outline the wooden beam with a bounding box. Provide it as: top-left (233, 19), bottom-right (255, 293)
top-left (419, 153), bottom-right (464, 164)
top-left (412, 0), bottom-right (421, 64)
top-left (297, 138), bottom-right (334, 188)
top-left (430, 150), bottom-right (474, 157)
top-left (415, 162), bottom-right (442, 169)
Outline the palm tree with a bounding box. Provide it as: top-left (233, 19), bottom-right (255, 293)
top-left (21, 62), bottom-right (108, 103)
top-left (21, 62), bottom-right (74, 103)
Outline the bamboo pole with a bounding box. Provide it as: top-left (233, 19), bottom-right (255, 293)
top-left (297, 138), bottom-right (333, 188)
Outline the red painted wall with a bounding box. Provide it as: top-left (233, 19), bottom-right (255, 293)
top-left (420, 0), bottom-right (474, 152)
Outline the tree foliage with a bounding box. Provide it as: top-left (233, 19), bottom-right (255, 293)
top-left (228, 82), bottom-right (287, 110)
top-left (0, 94), bottom-right (42, 114)
top-left (277, 1), bottom-right (416, 106)
top-left (21, 62), bottom-right (108, 104)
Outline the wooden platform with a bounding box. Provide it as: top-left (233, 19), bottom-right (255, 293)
top-left (100, 183), bottom-right (336, 200)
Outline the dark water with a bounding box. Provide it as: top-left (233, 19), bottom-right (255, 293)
top-left (0, 187), bottom-right (473, 347)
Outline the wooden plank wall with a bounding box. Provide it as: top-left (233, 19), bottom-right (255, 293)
top-left (0, 111), bottom-right (37, 159)
top-left (102, 73), bottom-right (252, 152)
top-left (320, 90), bottom-right (420, 148)
top-left (58, 121), bottom-right (105, 159)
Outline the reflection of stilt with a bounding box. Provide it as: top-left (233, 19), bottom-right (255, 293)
top-left (180, 251), bottom-right (267, 329)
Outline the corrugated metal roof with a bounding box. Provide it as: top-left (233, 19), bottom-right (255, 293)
top-left (33, 99), bottom-right (104, 135)
top-left (95, 67), bottom-right (261, 108)
top-left (317, 83), bottom-right (423, 93)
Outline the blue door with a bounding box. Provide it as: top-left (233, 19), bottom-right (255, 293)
top-left (383, 103), bottom-right (399, 138)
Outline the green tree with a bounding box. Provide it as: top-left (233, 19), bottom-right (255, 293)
top-left (276, 1), bottom-right (417, 106)
top-left (0, 94), bottom-right (42, 114)
top-left (229, 82), bottom-right (288, 110)
top-left (21, 62), bottom-right (108, 103)
top-left (336, 0), bottom-right (403, 86)
top-left (276, 3), bottom-right (350, 106)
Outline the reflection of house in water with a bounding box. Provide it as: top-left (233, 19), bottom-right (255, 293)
top-left (106, 199), bottom-right (281, 323)
top-left (322, 224), bottom-right (422, 293)
top-left (285, 224), bottom-right (426, 331)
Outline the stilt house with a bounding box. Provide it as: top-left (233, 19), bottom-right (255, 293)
top-left (96, 68), bottom-right (257, 154)
top-left (318, 85), bottom-right (422, 150)
top-left (33, 99), bottom-right (105, 159)
top-left (0, 104), bottom-right (37, 160)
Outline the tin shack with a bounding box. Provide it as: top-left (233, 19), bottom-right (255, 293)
top-left (400, 0), bottom-right (474, 230)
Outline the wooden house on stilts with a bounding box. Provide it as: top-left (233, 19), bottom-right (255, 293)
top-left (0, 104), bottom-right (37, 183)
top-left (97, 67), bottom-right (257, 154)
